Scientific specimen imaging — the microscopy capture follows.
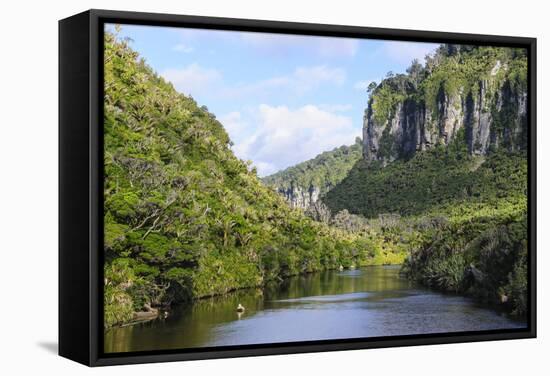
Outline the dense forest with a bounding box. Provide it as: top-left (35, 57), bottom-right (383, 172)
top-left (267, 143), bottom-right (528, 316)
top-left (103, 32), bottom-right (405, 328)
top-left (103, 31), bottom-right (528, 329)
top-left (270, 44), bottom-right (529, 316)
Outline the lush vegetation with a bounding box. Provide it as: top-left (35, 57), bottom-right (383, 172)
top-left (401, 209), bottom-right (528, 316)
top-left (103, 32), bottom-right (528, 329)
top-left (103, 32), bottom-right (405, 328)
top-left (366, 45), bottom-right (528, 161)
top-left (322, 45), bottom-right (529, 316)
top-left (323, 146), bottom-right (528, 315)
top-left (324, 143), bottom-right (526, 218)
top-left (368, 45), bottom-right (527, 124)
top-left (262, 138), bottom-right (363, 198)
top-left (421, 45), bottom-right (527, 119)
top-left (323, 145), bottom-right (526, 308)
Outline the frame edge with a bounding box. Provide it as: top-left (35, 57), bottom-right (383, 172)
top-left (59, 8), bottom-right (537, 366)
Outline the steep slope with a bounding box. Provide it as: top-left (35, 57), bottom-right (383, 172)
top-left (262, 138), bottom-right (362, 210)
top-left (323, 45), bottom-right (529, 315)
top-left (324, 146), bottom-right (527, 218)
top-left (102, 32), bottom-right (403, 328)
top-left (363, 45), bottom-right (527, 164)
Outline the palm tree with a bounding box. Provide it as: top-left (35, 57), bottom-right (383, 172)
top-left (216, 218), bottom-right (236, 247)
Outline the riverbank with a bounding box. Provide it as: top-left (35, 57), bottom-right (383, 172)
top-left (106, 253), bottom-right (407, 330)
top-left (105, 265), bottom-right (526, 353)
top-left (401, 208), bottom-right (528, 318)
top-left (102, 32), bottom-right (415, 330)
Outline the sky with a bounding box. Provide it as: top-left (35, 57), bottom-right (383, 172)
top-left (108, 24), bottom-right (439, 177)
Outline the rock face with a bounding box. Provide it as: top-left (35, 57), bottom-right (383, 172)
top-left (363, 50), bottom-right (528, 164)
top-left (265, 46), bottom-right (527, 212)
top-left (276, 185), bottom-right (320, 210)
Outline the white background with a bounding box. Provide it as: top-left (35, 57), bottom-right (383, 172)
top-left (0, 0), bottom-right (546, 374)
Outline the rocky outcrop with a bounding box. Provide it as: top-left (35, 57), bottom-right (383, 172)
top-left (363, 57), bottom-right (527, 164)
top-left (276, 184), bottom-right (321, 210)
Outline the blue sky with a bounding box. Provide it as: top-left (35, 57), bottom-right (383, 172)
top-left (108, 24), bottom-right (439, 176)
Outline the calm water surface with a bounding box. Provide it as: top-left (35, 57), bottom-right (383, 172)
top-left (104, 265), bottom-right (526, 353)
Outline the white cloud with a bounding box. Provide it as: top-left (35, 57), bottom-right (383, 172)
top-left (172, 43), bottom-right (194, 53)
top-left (382, 41), bottom-right (439, 65)
top-left (232, 104), bottom-right (360, 176)
top-left (161, 63), bottom-right (221, 95)
top-left (222, 65), bottom-right (346, 99)
top-left (218, 111), bottom-right (249, 144)
top-left (294, 65), bottom-right (346, 86)
top-left (319, 104), bottom-right (353, 112)
top-left (254, 161), bottom-right (277, 176)
top-left (162, 62), bottom-right (345, 100)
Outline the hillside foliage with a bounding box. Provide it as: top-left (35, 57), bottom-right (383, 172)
top-left (325, 45), bottom-right (529, 315)
top-left (269, 44), bottom-right (529, 316)
top-left (262, 138), bottom-right (363, 197)
top-left (368, 45), bottom-right (527, 130)
top-left (102, 32), bottom-right (405, 328)
top-left (102, 32), bottom-right (528, 329)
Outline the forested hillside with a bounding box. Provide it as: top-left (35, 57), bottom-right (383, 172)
top-left (358, 45), bottom-right (528, 316)
top-left (102, 32), bottom-right (405, 328)
top-left (269, 45), bottom-right (529, 316)
top-left (262, 138), bottom-right (362, 210)
top-left (324, 147), bottom-right (527, 218)
top-left (323, 145), bottom-right (528, 315)
top-left (102, 29), bottom-right (529, 331)
top-left (362, 45), bottom-right (527, 164)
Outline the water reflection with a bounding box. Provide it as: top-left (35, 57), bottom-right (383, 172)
top-left (104, 265), bottom-right (526, 353)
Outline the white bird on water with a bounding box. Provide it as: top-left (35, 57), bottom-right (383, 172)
top-left (236, 303), bottom-right (245, 313)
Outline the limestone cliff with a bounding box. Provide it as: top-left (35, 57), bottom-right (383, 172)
top-left (276, 184), bottom-right (321, 210)
top-left (362, 45), bottom-right (527, 164)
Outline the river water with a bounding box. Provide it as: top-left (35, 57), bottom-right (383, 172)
top-left (104, 265), bottom-right (526, 353)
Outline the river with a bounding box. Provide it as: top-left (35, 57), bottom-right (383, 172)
top-left (104, 265), bottom-right (526, 353)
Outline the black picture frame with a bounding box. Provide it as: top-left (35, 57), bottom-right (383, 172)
top-left (59, 9), bottom-right (537, 367)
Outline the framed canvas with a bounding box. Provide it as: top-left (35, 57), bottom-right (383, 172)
top-left (59, 9), bottom-right (537, 366)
